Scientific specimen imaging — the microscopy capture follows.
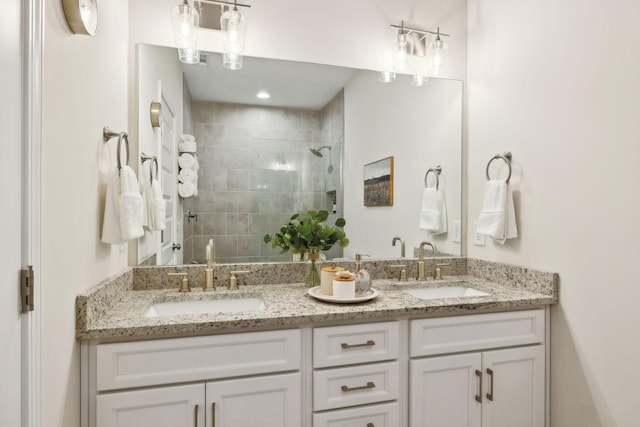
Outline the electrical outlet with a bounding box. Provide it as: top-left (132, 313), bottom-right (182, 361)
top-left (473, 222), bottom-right (486, 246)
top-left (452, 220), bottom-right (461, 243)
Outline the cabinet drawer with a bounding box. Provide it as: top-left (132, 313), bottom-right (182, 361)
top-left (313, 402), bottom-right (400, 427)
top-left (96, 329), bottom-right (300, 391)
top-left (313, 321), bottom-right (399, 368)
top-left (313, 362), bottom-right (399, 411)
top-left (410, 309), bottom-right (545, 357)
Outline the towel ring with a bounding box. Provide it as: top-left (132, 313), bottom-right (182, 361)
top-left (424, 165), bottom-right (442, 190)
top-left (141, 153), bottom-right (159, 181)
top-left (485, 152), bottom-right (512, 183)
top-left (116, 133), bottom-right (129, 171)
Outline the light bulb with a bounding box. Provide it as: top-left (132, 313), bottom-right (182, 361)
top-left (394, 32), bottom-right (414, 72)
top-left (378, 71), bottom-right (396, 83)
top-left (222, 52), bottom-right (243, 70)
top-left (171, 3), bottom-right (199, 48)
top-left (178, 48), bottom-right (200, 64)
top-left (428, 36), bottom-right (448, 76)
top-left (220, 8), bottom-right (246, 54)
top-left (411, 75), bottom-right (429, 87)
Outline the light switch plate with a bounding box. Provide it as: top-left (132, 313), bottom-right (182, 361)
top-left (452, 220), bottom-right (461, 243)
top-left (473, 222), bottom-right (486, 246)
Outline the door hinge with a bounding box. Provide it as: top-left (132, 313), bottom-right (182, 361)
top-left (21, 265), bottom-right (35, 313)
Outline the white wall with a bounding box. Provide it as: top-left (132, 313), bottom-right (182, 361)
top-left (344, 72), bottom-right (462, 258)
top-left (42, 1), bottom-right (129, 426)
top-left (467, 0), bottom-right (640, 425)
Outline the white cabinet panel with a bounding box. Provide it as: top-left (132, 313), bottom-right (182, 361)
top-left (206, 373), bottom-right (302, 427)
top-left (482, 345), bottom-right (545, 427)
top-left (96, 329), bottom-right (301, 391)
top-left (313, 321), bottom-right (400, 368)
top-left (410, 309), bottom-right (544, 357)
top-left (410, 353), bottom-right (482, 427)
top-left (96, 384), bottom-right (204, 427)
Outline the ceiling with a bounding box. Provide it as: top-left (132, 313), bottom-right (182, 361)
top-left (182, 52), bottom-right (358, 110)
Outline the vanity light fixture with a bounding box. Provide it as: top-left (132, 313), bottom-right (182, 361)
top-left (378, 71), bottom-right (397, 83)
top-left (179, 47), bottom-right (201, 64)
top-left (389, 22), bottom-right (451, 77)
top-left (411, 75), bottom-right (429, 87)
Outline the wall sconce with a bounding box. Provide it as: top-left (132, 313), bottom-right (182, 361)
top-left (386, 22), bottom-right (451, 79)
top-left (150, 101), bottom-right (163, 128)
top-left (171, 0), bottom-right (251, 68)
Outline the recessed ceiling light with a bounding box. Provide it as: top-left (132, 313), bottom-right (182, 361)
top-left (256, 91), bottom-right (271, 99)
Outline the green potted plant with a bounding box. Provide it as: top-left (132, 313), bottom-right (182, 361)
top-left (264, 210), bottom-right (349, 286)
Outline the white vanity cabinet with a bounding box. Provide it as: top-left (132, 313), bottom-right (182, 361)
top-left (409, 309), bottom-right (546, 427)
top-left (312, 321), bottom-right (402, 426)
top-left (87, 329), bottom-right (302, 427)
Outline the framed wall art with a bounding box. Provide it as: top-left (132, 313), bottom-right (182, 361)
top-left (363, 156), bottom-right (394, 206)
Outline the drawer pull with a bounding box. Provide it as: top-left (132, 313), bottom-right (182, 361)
top-left (367, 424), bottom-right (375, 427)
top-left (341, 381), bottom-right (376, 392)
top-left (341, 340), bottom-right (376, 349)
top-left (194, 404), bottom-right (199, 427)
top-left (486, 368), bottom-right (494, 401)
top-left (211, 403), bottom-right (216, 427)
top-left (475, 369), bottom-right (482, 403)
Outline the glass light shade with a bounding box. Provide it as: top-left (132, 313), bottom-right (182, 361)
top-left (428, 37), bottom-right (449, 76)
top-left (378, 71), bottom-right (396, 83)
top-left (411, 75), bottom-right (429, 87)
top-left (393, 32), bottom-right (414, 72)
top-left (222, 52), bottom-right (243, 70)
top-left (171, 3), bottom-right (199, 48)
top-left (178, 48), bottom-right (200, 64)
top-left (220, 9), bottom-right (246, 54)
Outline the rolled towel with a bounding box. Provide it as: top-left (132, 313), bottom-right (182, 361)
top-left (179, 134), bottom-right (195, 142)
top-left (178, 181), bottom-right (195, 198)
top-left (476, 179), bottom-right (517, 243)
top-left (178, 140), bottom-right (197, 153)
top-left (178, 153), bottom-right (196, 169)
top-left (178, 167), bottom-right (196, 183)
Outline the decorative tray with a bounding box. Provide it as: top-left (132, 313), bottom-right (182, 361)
top-left (307, 287), bottom-right (380, 304)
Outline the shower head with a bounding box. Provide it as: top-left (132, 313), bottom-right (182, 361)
top-left (309, 146), bottom-right (331, 158)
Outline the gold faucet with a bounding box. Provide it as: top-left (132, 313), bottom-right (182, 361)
top-left (204, 239), bottom-right (215, 291)
top-left (392, 237), bottom-right (405, 258)
top-left (168, 272), bottom-right (190, 292)
top-left (417, 242), bottom-right (436, 280)
top-left (228, 271), bottom-right (250, 290)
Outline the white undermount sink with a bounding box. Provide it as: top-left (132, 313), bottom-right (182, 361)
top-left (145, 297), bottom-right (266, 317)
top-left (403, 286), bottom-right (490, 300)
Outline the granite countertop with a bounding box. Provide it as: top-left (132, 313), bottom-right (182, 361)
top-left (77, 270), bottom-right (557, 341)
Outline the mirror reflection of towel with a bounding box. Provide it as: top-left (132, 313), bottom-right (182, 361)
top-left (419, 187), bottom-right (448, 235)
top-left (476, 179), bottom-right (517, 244)
top-left (101, 166), bottom-right (144, 245)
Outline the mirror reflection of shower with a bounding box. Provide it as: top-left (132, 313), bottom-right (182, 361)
top-left (310, 145), bottom-right (334, 173)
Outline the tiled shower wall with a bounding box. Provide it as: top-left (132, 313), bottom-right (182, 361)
top-left (183, 99), bottom-right (344, 263)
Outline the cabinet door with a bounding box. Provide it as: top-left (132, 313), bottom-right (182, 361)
top-left (410, 353), bottom-right (482, 427)
top-left (206, 373), bottom-right (301, 427)
top-left (96, 384), bottom-right (204, 427)
top-left (481, 345), bottom-right (545, 427)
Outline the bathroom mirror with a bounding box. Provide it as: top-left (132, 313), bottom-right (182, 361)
top-left (135, 44), bottom-right (462, 265)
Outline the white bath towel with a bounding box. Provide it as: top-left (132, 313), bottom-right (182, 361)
top-left (178, 140), bottom-right (197, 153)
top-left (178, 167), bottom-right (196, 183)
top-left (178, 153), bottom-right (196, 169)
top-left (139, 162), bottom-right (166, 232)
top-left (178, 181), bottom-right (196, 198)
top-left (101, 166), bottom-right (144, 244)
top-left (419, 186), bottom-right (448, 235)
top-left (476, 179), bottom-right (517, 244)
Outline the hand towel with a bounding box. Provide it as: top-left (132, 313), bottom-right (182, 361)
top-left (101, 166), bottom-right (144, 244)
top-left (118, 165), bottom-right (145, 240)
top-left (476, 179), bottom-right (517, 243)
top-left (178, 181), bottom-right (195, 198)
top-left (178, 153), bottom-right (196, 169)
top-left (148, 178), bottom-right (166, 231)
top-left (178, 140), bottom-right (197, 153)
top-left (178, 167), bottom-right (196, 183)
top-left (419, 186), bottom-right (448, 235)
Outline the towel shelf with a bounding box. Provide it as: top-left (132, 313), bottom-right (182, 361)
top-left (424, 166), bottom-right (442, 189)
top-left (485, 152), bottom-right (512, 183)
top-left (103, 126), bottom-right (129, 171)
top-left (141, 153), bottom-right (159, 182)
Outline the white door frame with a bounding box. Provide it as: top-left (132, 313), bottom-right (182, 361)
top-left (21, 0), bottom-right (43, 426)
